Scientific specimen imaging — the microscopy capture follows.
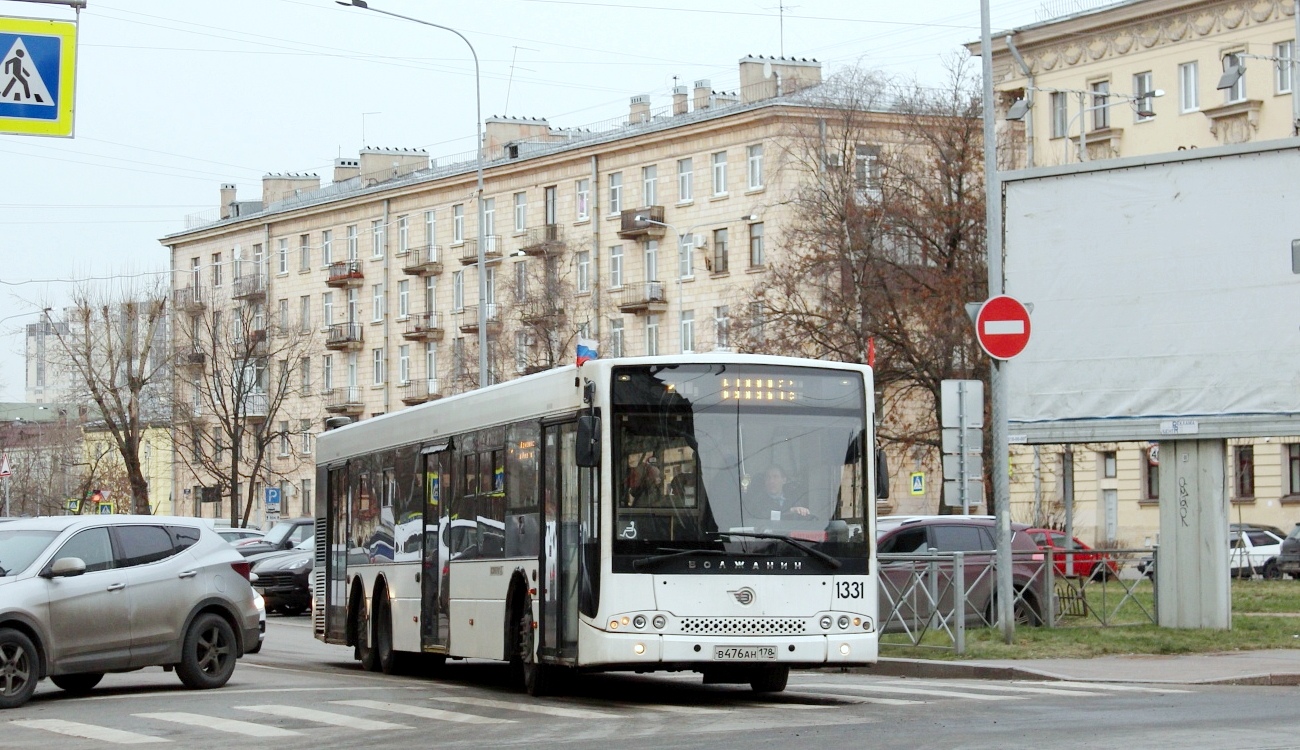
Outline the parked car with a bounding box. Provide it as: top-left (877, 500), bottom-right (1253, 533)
top-left (1231, 525), bottom-right (1285, 579)
top-left (217, 528), bottom-right (265, 546)
top-left (235, 517), bottom-right (314, 557)
top-left (251, 537), bottom-right (312, 616)
top-left (875, 516), bottom-right (1050, 630)
top-left (248, 589), bottom-right (266, 653)
top-left (1277, 523), bottom-right (1300, 580)
top-left (1024, 528), bottom-right (1119, 581)
top-left (0, 515), bottom-right (260, 709)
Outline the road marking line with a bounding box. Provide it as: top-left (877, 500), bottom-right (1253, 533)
top-left (797, 682), bottom-right (1025, 701)
top-left (88, 685), bottom-right (423, 701)
top-left (783, 690), bottom-right (925, 706)
top-left (894, 679), bottom-right (1105, 696)
top-left (744, 701), bottom-right (836, 710)
top-left (615, 703), bottom-right (728, 715)
top-left (429, 695), bottom-right (622, 719)
top-left (10, 719), bottom-right (169, 744)
top-left (235, 704), bottom-right (411, 730)
top-left (1020, 680), bottom-right (1191, 693)
top-left (134, 712), bottom-right (299, 737)
top-left (332, 699), bottom-right (514, 724)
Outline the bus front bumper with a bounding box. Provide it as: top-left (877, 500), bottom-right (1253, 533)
top-left (578, 629), bottom-right (878, 668)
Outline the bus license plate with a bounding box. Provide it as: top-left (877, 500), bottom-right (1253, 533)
top-left (713, 646), bottom-right (777, 660)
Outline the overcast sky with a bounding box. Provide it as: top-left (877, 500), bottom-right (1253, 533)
top-left (0, 0), bottom-right (1065, 401)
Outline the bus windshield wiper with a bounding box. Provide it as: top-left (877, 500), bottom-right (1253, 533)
top-left (632, 547), bottom-right (731, 571)
top-left (711, 531), bottom-right (842, 570)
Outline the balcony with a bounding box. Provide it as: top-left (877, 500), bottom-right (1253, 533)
top-left (458, 236), bottom-right (503, 265)
top-left (324, 386), bottom-right (364, 416)
top-left (400, 378), bottom-right (442, 406)
top-left (181, 349), bottom-right (206, 368)
top-left (519, 298), bottom-right (564, 324)
top-left (615, 281), bottom-right (668, 314)
top-left (232, 274), bottom-right (267, 301)
top-left (402, 312), bottom-right (444, 342)
top-left (242, 392), bottom-right (269, 421)
top-left (617, 206), bottom-right (666, 240)
top-left (326, 260), bottom-right (364, 288)
top-left (520, 224), bottom-right (562, 256)
top-left (458, 304), bottom-right (501, 333)
top-left (325, 322), bottom-right (364, 351)
top-left (174, 286), bottom-right (205, 312)
top-left (401, 245), bottom-right (444, 276)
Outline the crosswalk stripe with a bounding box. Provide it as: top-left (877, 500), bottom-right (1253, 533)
top-left (134, 713), bottom-right (300, 737)
top-left (332, 699), bottom-right (514, 724)
top-left (235, 704), bottom-right (411, 730)
top-left (1019, 680), bottom-right (1191, 693)
top-left (429, 695), bottom-right (621, 720)
top-left (619, 703), bottom-right (728, 715)
top-left (880, 679), bottom-right (1105, 697)
top-left (783, 690), bottom-right (925, 706)
top-left (744, 701), bottom-right (837, 710)
top-left (10, 719), bottom-right (169, 745)
top-left (796, 682), bottom-right (1025, 701)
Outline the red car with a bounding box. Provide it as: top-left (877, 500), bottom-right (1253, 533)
top-left (1024, 528), bottom-right (1119, 581)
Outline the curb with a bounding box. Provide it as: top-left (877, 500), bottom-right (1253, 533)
top-left (821, 658), bottom-right (1300, 686)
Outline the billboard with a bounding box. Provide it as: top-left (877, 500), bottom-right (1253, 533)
top-left (1002, 140), bottom-right (1300, 443)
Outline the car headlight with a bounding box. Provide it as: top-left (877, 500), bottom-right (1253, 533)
top-left (253, 590), bottom-right (266, 614)
top-left (289, 558), bottom-right (310, 570)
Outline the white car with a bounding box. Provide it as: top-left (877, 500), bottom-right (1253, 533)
top-left (1230, 526), bottom-right (1285, 579)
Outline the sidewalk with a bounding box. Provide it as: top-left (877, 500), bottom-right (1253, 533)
top-left (863, 649), bottom-right (1300, 685)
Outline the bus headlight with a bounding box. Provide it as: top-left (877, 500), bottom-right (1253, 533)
top-left (819, 616), bottom-right (833, 630)
top-left (633, 615), bottom-right (647, 629)
top-left (837, 615), bottom-right (850, 629)
top-left (633, 643), bottom-right (646, 655)
top-left (652, 615), bottom-right (667, 629)
top-left (839, 643), bottom-right (851, 656)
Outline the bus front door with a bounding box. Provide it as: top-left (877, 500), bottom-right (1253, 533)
top-left (541, 422), bottom-right (580, 662)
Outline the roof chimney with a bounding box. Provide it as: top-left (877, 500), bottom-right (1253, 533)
top-left (693, 79), bottom-right (712, 111)
top-left (219, 183), bottom-right (237, 220)
top-left (672, 86), bottom-right (688, 115)
top-left (333, 158), bottom-right (360, 184)
top-left (629, 95), bottom-right (651, 124)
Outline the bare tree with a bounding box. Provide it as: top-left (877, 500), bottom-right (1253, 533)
top-left (736, 61), bottom-right (989, 508)
top-left (504, 248), bottom-right (579, 376)
top-left (173, 279), bottom-right (316, 527)
top-left (45, 281), bottom-right (172, 514)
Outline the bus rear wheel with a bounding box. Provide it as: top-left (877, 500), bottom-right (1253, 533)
top-left (750, 665), bottom-right (789, 693)
top-left (353, 597), bottom-right (378, 672)
top-left (517, 606), bottom-right (549, 696)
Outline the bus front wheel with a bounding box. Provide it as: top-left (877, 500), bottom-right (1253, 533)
top-left (750, 665), bottom-right (789, 693)
top-left (517, 606), bottom-right (550, 696)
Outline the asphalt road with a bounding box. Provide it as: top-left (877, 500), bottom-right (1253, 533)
top-left (5, 616), bottom-right (1299, 749)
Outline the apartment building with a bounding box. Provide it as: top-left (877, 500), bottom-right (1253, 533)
top-left (972, 0), bottom-right (1300, 545)
top-left (163, 55), bottom-right (922, 522)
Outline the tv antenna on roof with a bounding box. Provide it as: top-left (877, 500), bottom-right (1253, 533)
top-left (764, 1), bottom-right (799, 58)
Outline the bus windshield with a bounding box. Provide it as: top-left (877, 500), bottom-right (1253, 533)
top-left (610, 363), bottom-right (870, 574)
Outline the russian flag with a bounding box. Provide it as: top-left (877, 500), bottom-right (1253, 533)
top-left (576, 337), bottom-right (598, 365)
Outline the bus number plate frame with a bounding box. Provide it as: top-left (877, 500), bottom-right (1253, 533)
top-left (713, 645), bottom-right (777, 660)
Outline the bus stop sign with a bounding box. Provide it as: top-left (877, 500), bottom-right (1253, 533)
top-left (975, 295), bottom-right (1031, 360)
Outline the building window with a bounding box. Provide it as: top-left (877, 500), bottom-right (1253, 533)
top-left (322, 292), bottom-right (333, 327)
top-left (746, 144), bottom-right (763, 189)
top-left (398, 345), bottom-right (410, 383)
top-left (609, 245), bottom-right (623, 288)
top-left (397, 215), bottom-right (409, 254)
top-left (645, 314), bottom-right (659, 356)
top-left (1288, 443), bottom-right (1300, 495)
top-left (711, 151), bottom-right (727, 195)
top-left (678, 234), bottom-right (694, 279)
top-left (483, 198), bottom-right (496, 243)
top-left (1133, 71), bottom-right (1154, 122)
top-left (1144, 445), bottom-right (1159, 501)
top-left (515, 330), bottom-right (529, 373)
top-left (301, 478), bottom-right (313, 515)
top-left (453, 337), bottom-right (466, 379)
top-left (748, 222), bottom-right (765, 266)
top-left (398, 279), bottom-right (409, 319)
top-left (425, 275), bottom-right (436, 313)
top-left (297, 295), bottom-right (309, 332)
top-left (513, 260), bottom-right (527, 301)
top-left (300, 356), bottom-right (311, 390)
top-left (712, 228), bottom-right (729, 273)
top-left (278, 238), bottom-right (288, 274)
top-left (749, 302), bottom-right (765, 344)
top-left (453, 270), bottom-right (464, 311)
top-left (1276, 41), bottom-right (1294, 94)
top-left (347, 288), bottom-right (359, 323)
top-left (322, 229), bottom-right (333, 265)
top-left (300, 420), bottom-right (312, 455)
top-left (372, 347), bottom-right (385, 385)
top-left (608, 172), bottom-right (622, 214)
top-left (372, 219), bottom-right (385, 258)
top-left (610, 318), bottom-right (624, 357)
top-left (278, 421), bottom-right (290, 456)
top-left (425, 210), bottom-right (436, 247)
top-left (1050, 91), bottom-right (1068, 138)
top-left (677, 157), bottom-right (693, 202)
top-left (372, 283), bottom-right (385, 322)
top-left (680, 309), bottom-right (694, 353)
top-left (1090, 80), bottom-right (1110, 130)
top-left (576, 179), bottom-right (590, 220)
top-left (1224, 52), bottom-right (1246, 103)
top-left (453, 204), bottom-right (464, 243)
top-left (277, 298), bottom-right (289, 333)
top-left (1179, 61), bottom-right (1199, 112)
top-left (644, 240), bottom-right (659, 282)
top-left (211, 252), bottom-right (222, 287)
top-left (855, 145), bottom-right (881, 195)
top-left (714, 305), bottom-right (730, 349)
top-left (514, 191), bottom-right (527, 232)
top-left (1101, 450), bottom-right (1117, 478)
top-left (346, 224), bottom-right (358, 260)
top-left (1235, 444), bottom-right (1255, 498)
top-left (323, 354), bottom-right (333, 389)
top-left (642, 165), bottom-right (657, 206)
top-left (576, 251), bottom-right (591, 293)
top-left (299, 234), bottom-right (310, 271)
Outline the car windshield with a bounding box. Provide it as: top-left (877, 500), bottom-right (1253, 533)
top-left (0, 529), bottom-right (59, 576)
top-left (262, 521), bottom-right (297, 546)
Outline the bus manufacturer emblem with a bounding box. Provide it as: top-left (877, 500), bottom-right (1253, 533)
top-left (730, 587), bottom-right (756, 606)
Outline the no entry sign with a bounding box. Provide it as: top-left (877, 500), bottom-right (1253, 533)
top-left (975, 295), bottom-right (1031, 360)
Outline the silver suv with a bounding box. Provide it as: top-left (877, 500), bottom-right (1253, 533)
top-left (0, 515), bottom-right (261, 708)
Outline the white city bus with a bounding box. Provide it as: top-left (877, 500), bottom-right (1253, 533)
top-left (313, 353), bottom-right (885, 694)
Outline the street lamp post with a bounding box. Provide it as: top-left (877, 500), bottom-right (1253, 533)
top-left (337, 0), bottom-right (490, 388)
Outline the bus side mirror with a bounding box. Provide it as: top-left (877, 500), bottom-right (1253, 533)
top-left (875, 448), bottom-right (890, 500)
top-left (576, 415), bottom-right (601, 468)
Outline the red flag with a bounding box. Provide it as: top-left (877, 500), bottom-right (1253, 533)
top-left (867, 337), bottom-right (876, 368)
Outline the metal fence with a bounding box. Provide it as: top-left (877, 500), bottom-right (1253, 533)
top-left (877, 547), bottom-right (1159, 654)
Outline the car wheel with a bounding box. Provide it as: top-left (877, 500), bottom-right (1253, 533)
top-left (1262, 560), bottom-right (1282, 580)
top-left (50, 672), bottom-right (104, 694)
top-left (176, 613), bottom-right (237, 690)
top-left (279, 604), bottom-right (306, 617)
top-left (0, 628), bottom-right (39, 709)
top-left (750, 665), bottom-right (789, 693)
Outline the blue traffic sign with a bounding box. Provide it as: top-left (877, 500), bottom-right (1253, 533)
top-left (0, 17), bottom-right (77, 137)
top-left (264, 487), bottom-right (281, 510)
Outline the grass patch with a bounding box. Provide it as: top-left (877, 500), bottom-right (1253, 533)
top-left (880, 578), bottom-right (1300, 660)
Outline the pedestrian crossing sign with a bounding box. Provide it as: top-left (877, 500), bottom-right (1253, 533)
top-left (0, 16), bottom-right (77, 137)
top-left (910, 472), bottom-right (925, 496)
